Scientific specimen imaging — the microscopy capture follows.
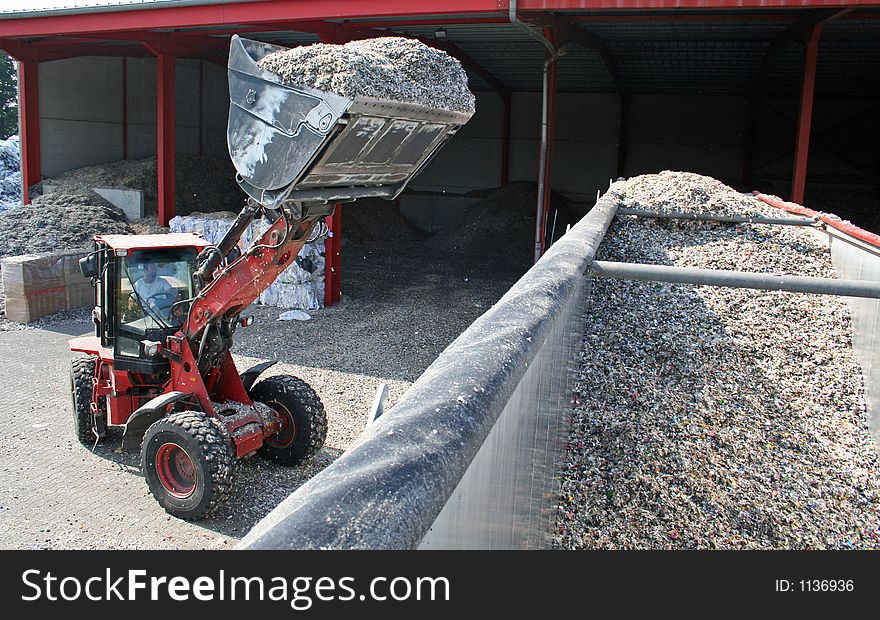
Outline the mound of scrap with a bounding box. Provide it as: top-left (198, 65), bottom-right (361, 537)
top-left (428, 181), bottom-right (584, 272)
top-left (556, 170), bottom-right (880, 550)
top-left (0, 192), bottom-right (133, 258)
top-left (33, 155), bottom-right (244, 215)
top-left (257, 37), bottom-right (475, 114)
top-left (0, 135), bottom-right (21, 213)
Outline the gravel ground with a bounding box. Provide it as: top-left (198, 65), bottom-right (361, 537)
top-left (236, 203), bottom-right (521, 385)
top-left (257, 37), bottom-right (475, 114)
top-left (555, 172), bottom-right (880, 550)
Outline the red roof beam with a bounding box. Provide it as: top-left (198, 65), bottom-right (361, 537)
top-left (341, 17), bottom-right (512, 27)
top-left (0, 0), bottom-right (503, 38)
top-left (517, 0), bottom-right (879, 10)
top-left (565, 11), bottom-right (880, 21)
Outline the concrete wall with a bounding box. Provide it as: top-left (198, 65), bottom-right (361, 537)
top-left (39, 57), bottom-right (124, 177)
top-left (38, 56), bottom-right (227, 178)
top-left (35, 57), bottom-right (878, 221)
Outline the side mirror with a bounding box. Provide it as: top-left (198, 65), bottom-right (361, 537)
top-left (79, 254), bottom-right (98, 279)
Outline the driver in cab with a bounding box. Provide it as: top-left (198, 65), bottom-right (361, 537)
top-left (127, 260), bottom-right (174, 320)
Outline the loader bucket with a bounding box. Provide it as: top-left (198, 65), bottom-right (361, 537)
top-left (227, 35), bottom-right (474, 208)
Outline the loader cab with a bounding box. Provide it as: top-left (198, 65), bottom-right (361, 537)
top-left (81, 234), bottom-right (208, 373)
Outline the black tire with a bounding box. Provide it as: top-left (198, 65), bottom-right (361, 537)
top-left (70, 354), bottom-right (100, 446)
top-left (141, 411), bottom-right (235, 521)
top-left (250, 375), bottom-right (327, 466)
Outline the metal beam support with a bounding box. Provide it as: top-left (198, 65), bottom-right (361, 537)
top-left (528, 12), bottom-right (624, 93)
top-left (323, 213), bottom-right (335, 307)
top-left (591, 260), bottom-right (880, 300)
top-left (157, 53), bottom-right (175, 226)
top-left (18, 60), bottom-right (40, 205)
top-left (791, 23), bottom-right (822, 205)
top-left (516, 0), bottom-right (869, 9)
top-left (324, 205), bottom-right (342, 307)
top-left (331, 205), bottom-right (342, 305)
top-left (754, 99), bottom-right (876, 177)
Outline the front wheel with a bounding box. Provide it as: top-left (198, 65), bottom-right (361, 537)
top-left (70, 354), bottom-right (101, 446)
top-left (141, 411), bottom-right (236, 521)
top-left (250, 375), bottom-right (327, 466)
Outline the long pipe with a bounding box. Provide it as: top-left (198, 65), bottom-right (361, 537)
top-left (535, 54), bottom-right (553, 264)
top-left (591, 260), bottom-right (880, 299)
top-left (617, 207), bottom-right (818, 227)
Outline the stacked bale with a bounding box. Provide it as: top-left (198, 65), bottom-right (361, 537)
top-left (170, 213), bottom-right (326, 310)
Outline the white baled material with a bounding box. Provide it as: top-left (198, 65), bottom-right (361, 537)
top-left (169, 212), bottom-right (326, 309)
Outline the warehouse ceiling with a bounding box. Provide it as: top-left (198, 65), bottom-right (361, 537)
top-left (234, 10), bottom-right (880, 97)
top-left (2, 7), bottom-right (879, 97)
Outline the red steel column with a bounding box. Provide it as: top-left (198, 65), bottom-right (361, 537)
top-left (331, 204), bottom-right (341, 304)
top-left (323, 204), bottom-right (342, 307)
top-left (791, 24), bottom-right (822, 206)
top-left (157, 53), bottom-right (176, 226)
top-left (18, 60), bottom-right (41, 205)
top-left (323, 214), bottom-right (334, 307)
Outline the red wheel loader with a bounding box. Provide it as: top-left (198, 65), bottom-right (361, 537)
top-left (68, 35), bottom-right (473, 520)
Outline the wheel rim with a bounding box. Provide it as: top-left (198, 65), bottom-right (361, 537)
top-left (265, 401), bottom-right (297, 449)
top-left (155, 442), bottom-right (196, 498)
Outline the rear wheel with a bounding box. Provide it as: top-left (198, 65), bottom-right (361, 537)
top-left (70, 354), bottom-right (101, 446)
top-left (250, 375), bottom-right (327, 466)
top-left (141, 411), bottom-right (235, 521)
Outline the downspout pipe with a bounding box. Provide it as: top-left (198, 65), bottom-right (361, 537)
top-left (535, 54), bottom-right (554, 263)
top-left (509, 1), bottom-right (562, 263)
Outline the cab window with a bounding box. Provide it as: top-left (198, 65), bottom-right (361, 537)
top-left (115, 248), bottom-right (197, 358)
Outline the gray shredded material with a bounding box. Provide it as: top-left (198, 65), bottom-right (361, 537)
top-left (0, 192), bottom-right (133, 258)
top-left (257, 37), bottom-right (475, 114)
top-left (555, 171), bottom-right (880, 549)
